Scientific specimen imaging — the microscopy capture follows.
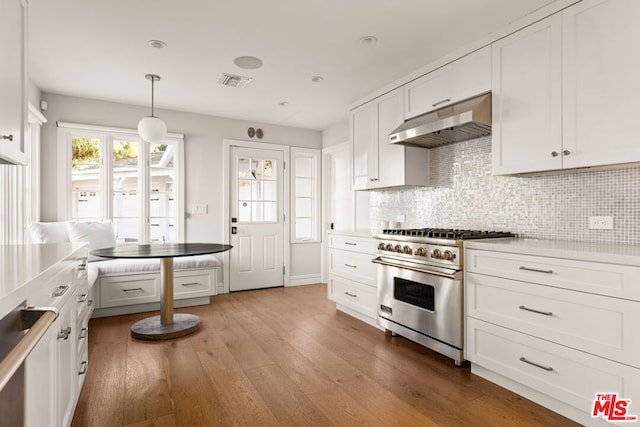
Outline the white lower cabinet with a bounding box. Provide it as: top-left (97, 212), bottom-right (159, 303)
top-left (465, 244), bottom-right (640, 426)
top-left (327, 233), bottom-right (378, 327)
top-left (25, 246), bottom-right (88, 427)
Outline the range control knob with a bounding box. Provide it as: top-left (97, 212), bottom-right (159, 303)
top-left (385, 243), bottom-right (394, 251)
top-left (394, 244), bottom-right (402, 253)
top-left (431, 249), bottom-right (442, 259)
top-left (377, 242), bottom-right (386, 250)
top-left (403, 245), bottom-right (412, 255)
top-left (415, 247), bottom-right (426, 256)
top-left (443, 250), bottom-right (455, 261)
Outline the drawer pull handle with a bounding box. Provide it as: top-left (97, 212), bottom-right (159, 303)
top-left (432, 98), bottom-right (451, 107)
top-left (181, 282), bottom-right (201, 287)
top-left (344, 263), bottom-right (357, 269)
top-left (123, 287), bottom-right (144, 293)
top-left (519, 266), bottom-right (553, 274)
top-left (52, 285), bottom-right (70, 297)
top-left (519, 305), bottom-right (553, 316)
top-left (88, 299), bottom-right (93, 306)
top-left (78, 361), bottom-right (88, 375)
top-left (344, 242), bottom-right (357, 246)
top-left (57, 326), bottom-right (72, 340)
top-left (77, 263), bottom-right (87, 271)
top-left (519, 357), bottom-right (553, 372)
top-left (78, 327), bottom-right (88, 339)
top-left (344, 292), bottom-right (357, 298)
top-left (78, 293), bottom-right (88, 303)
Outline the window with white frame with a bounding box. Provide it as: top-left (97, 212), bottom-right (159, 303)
top-left (58, 123), bottom-right (184, 243)
top-left (291, 147), bottom-right (320, 242)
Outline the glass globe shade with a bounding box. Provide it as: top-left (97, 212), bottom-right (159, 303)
top-left (137, 116), bottom-right (167, 142)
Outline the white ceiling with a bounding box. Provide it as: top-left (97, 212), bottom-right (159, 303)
top-left (28, 0), bottom-right (559, 131)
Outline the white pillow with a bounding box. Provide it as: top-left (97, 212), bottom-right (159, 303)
top-left (29, 222), bottom-right (70, 243)
top-left (67, 221), bottom-right (117, 262)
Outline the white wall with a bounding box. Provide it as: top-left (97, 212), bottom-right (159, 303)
top-left (39, 92), bottom-right (323, 281)
top-left (321, 119), bottom-right (349, 148)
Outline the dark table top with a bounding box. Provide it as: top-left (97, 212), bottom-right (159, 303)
top-left (90, 243), bottom-right (233, 259)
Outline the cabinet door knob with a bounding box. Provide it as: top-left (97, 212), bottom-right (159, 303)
top-left (2, 134), bottom-right (13, 142)
top-left (563, 150), bottom-right (571, 156)
top-left (551, 151), bottom-right (559, 157)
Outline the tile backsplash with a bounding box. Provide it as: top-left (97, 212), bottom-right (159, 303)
top-left (370, 136), bottom-right (640, 245)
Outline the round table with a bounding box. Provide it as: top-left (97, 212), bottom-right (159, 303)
top-left (91, 243), bottom-right (232, 340)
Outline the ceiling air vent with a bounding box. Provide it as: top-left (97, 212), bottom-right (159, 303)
top-left (218, 72), bottom-right (252, 88)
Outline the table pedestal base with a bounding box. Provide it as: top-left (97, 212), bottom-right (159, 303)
top-left (130, 313), bottom-right (200, 340)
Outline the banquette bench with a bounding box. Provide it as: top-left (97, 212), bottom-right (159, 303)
top-left (29, 221), bottom-right (221, 317)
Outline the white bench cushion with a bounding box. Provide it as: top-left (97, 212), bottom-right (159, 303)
top-left (87, 254), bottom-right (220, 288)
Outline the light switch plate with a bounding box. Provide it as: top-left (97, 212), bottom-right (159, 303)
top-left (192, 203), bottom-right (208, 215)
top-left (589, 216), bottom-right (613, 230)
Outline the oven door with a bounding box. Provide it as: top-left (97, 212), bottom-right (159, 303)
top-left (373, 256), bottom-right (463, 349)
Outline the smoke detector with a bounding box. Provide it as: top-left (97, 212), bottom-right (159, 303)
top-left (218, 72), bottom-right (252, 88)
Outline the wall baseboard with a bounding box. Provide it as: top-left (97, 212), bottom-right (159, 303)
top-left (287, 274), bottom-right (322, 287)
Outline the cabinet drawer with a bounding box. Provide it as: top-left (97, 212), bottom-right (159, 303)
top-left (329, 275), bottom-right (377, 318)
top-left (99, 274), bottom-right (158, 307)
top-left (328, 249), bottom-right (376, 286)
top-left (466, 249), bottom-right (640, 301)
top-left (467, 318), bottom-right (640, 416)
top-left (174, 270), bottom-right (214, 299)
top-left (467, 272), bottom-right (640, 368)
top-left (76, 339), bottom-right (89, 392)
top-left (328, 234), bottom-right (376, 254)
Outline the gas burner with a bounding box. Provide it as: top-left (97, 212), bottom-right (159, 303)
top-left (381, 228), bottom-right (514, 240)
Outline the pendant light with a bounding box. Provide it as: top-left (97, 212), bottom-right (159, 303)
top-left (137, 74), bottom-right (167, 143)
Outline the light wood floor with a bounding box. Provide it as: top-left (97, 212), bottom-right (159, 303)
top-left (71, 284), bottom-right (578, 427)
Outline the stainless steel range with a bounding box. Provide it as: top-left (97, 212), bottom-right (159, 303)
top-left (373, 228), bottom-right (514, 365)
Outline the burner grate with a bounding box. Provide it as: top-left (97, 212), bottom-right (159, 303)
top-left (381, 228), bottom-right (514, 240)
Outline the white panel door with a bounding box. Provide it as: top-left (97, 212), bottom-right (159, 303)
top-left (562, 0), bottom-right (640, 169)
top-left (492, 14), bottom-right (562, 175)
top-left (229, 146), bottom-right (284, 291)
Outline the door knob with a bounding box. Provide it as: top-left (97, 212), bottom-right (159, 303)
top-left (231, 226), bottom-right (237, 234)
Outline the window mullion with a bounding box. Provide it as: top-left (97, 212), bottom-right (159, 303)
top-left (103, 135), bottom-right (112, 222)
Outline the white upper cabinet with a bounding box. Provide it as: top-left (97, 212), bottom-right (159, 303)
top-left (493, 0), bottom-right (640, 175)
top-left (351, 87), bottom-right (429, 190)
top-left (404, 46), bottom-right (491, 120)
top-left (492, 15), bottom-right (563, 175)
top-left (561, 0), bottom-right (640, 169)
top-left (0, 0), bottom-right (27, 165)
top-left (352, 100), bottom-right (378, 190)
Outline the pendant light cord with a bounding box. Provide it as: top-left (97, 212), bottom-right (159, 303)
top-left (151, 76), bottom-right (155, 118)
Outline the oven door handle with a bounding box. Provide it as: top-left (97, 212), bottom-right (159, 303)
top-left (372, 257), bottom-right (460, 279)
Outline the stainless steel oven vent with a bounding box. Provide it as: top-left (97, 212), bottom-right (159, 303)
top-left (389, 93), bottom-right (491, 148)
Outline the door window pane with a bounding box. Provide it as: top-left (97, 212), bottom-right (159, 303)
top-left (237, 156), bottom-right (278, 223)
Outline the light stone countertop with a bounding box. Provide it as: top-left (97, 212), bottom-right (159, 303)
top-left (0, 243), bottom-right (86, 319)
top-left (327, 229), bottom-right (375, 238)
top-left (465, 238), bottom-right (640, 267)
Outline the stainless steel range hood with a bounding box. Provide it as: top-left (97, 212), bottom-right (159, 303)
top-left (389, 93), bottom-right (491, 148)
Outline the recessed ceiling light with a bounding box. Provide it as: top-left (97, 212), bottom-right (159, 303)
top-left (311, 76), bottom-right (324, 83)
top-left (359, 36), bottom-right (378, 46)
top-left (148, 39), bottom-right (167, 49)
top-left (234, 56), bottom-right (263, 70)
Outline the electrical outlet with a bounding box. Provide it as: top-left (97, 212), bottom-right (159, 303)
top-left (192, 204), bottom-right (208, 215)
top-left (589, 216), bottom-right (613, 230)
